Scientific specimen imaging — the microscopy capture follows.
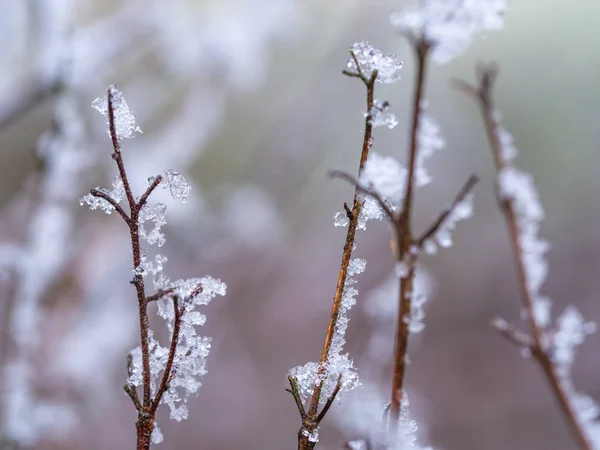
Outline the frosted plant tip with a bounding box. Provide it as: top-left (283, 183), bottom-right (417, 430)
top-left (92, 84), bottom-right (142, 141)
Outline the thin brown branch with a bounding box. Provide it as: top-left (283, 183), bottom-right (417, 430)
top-left (315, 375), bottom-right (343, 424)
top-left (150, 298), bottom-right (182, 415)
top-left (124, 384), bottom-right (142, 411)
top-left (89, 188), bottom-right (130, 224)
top-left (296, 65), bottom-right (377, 450)
top-left (286, 376), bottom-right (306, 420)
top-left (463, 64), bottom-right (593, 450)
top-left (328, 170), bottom-right (395, 221)
top-left (415, 174), bottom-right (479, 246)
top-left (490, 317), bottom-right (534, 349)
top-left (388, 38), bottom-right (430, 432)
top-left (138, 175), bottom-right (163, 210)
top-left (146, 287), bottom-right (176, 303)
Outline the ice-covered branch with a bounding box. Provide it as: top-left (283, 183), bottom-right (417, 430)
top-left (83, 85), bottom-right (225, 449)
top-left (460, 65), bottom-right (595, 450)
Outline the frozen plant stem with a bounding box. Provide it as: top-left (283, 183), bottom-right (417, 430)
top-left (457, 66), bottom-right (592, 450)
top-left (89, 89), bottom-right (184, 450)
top-left (388, 38), bottom-right (430, 432)
top-left (292, 53), bottom-right (378, 450)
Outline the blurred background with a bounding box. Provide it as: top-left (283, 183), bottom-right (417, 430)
top-left (0, 0), bottom-right (599, 449)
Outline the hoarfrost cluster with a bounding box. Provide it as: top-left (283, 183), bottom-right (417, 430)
top-left (415, 101), bottom-right (445, 187)
top-left (391, 0), bottom-right (506, 63)
top-left (359, 152), bottom-right (407, 209)
top-left (91, 85), bottom-right (143, 141)
top-left (367, 100), bottom-right (398, 130)
top-left (346, 41), bottom-right (403, 84)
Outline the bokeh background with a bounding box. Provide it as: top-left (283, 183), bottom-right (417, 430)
top-left (0, 0), bottom-right (599, 449)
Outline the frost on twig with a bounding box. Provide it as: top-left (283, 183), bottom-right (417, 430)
top-left (82, 85), bottom-right (226, 448)
top-left (391, 0), bottom-right (506, 63)
top-left (344, 41), bottom-right (403, 84)
top-left (461, 65), bottom-right (597, 450)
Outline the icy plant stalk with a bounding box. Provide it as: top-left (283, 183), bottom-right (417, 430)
top-left (81, 85), bottom-right (225, 450)
top-left (286, 43), bottom-right (402, 450)
top-left (459, 66), bottom-right (594, 450)
top-left (331, 37), bottom-right (477, 449)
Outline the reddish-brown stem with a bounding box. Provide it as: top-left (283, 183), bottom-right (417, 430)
top-left (151, 298), bottom-right (182, 415)
top-left (388, 39), bottom-right (430, 431)
top-left (295, 67), bottom-right (377, 450)
top-left (465, 65), bottom-right (592, 450)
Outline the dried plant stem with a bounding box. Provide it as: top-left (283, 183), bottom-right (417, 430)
top-left (388, 38), bottom-right (430, 431)
top-left (292, 59), bottom-right (377, 450)
top-left (460, 65), bottom-right (592, 450)
top-left (89, 88), bottom-right (185, 450)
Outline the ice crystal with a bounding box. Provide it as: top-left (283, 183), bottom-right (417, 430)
top-left (129, 277), bottom-right (226, 421)
top-left (357, 196), bottom-right (387, 230)
top-left (347, 41), bottom-right (403, 83)
top-left (138, 203), bottom-right (168, 247)
top-left (423, 192), bottom-right (474, 253)
top-left (391, 0), bottom-right (506, 63)
top-left (415, 104), bottom-right (445, 187)
top-left (367, 100), bottom-right (398, 129)
top-left (91, 85), bottom-right (142, 141)
top-left (134, 254), bottom-right (168, 278)
top-left (333, 211), bottom-right (349, 228)
top-left (359, 152), bottom-right (407, 208)
top-left (79, 176), bottom-right (125, 214)
top-left (302, 427), bottom-right (319, 443)
top-left (552, 306), bottom-right (596, 377)
top-left (498, 167), bottom-right (548, 301)
top-left (151, 423), bottom-right (164, 444)
top-left (157, 169), bottom-right (191, 203)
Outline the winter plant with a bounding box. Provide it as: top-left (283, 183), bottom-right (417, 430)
top-left (286, 1), bottom-right (600, 450)
top-left (1, 1), bottom-right (598, 450)
top-left (80, 86), bottom-right (226, 449)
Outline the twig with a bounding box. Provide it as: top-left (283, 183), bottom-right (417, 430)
top-left (328, 170), bottom-right (395, 221)
top-left (315, 375), bottom-right (343, 423)
top-left (146, 287), bottom-right (176, 303)
top-left (460, 64), bottom-right (593, 450)
top-left (124, 384), bottom-right (142, 411)
top-left (294, 58), bottom-right (378, 450)
top-left (150, 298), bottom-right (182, 415)
top-left (286, 376), bottom-right (306, 420)
top-left (138, 175), bottom-right (163, 210)
top-left (416, 174), bottom-right (479, 246)
top-left (89, 188), bottom-right (130, 223)
top-left (388, 37), bottom-right (430, 432)
top-left (490, 317), bottom-right (534, 349)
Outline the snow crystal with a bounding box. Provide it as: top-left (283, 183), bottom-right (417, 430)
top-left (427, 192), bottom-right (474, 253)
top-left (138, 203), bottom-right (167, 247)
top-left (552, 306), bottom-right (596, 377)
top-left (347, 41), bottom-right (403, 83)
top-left (498, 166), bottom-right (548, 300)
top-left (357, 196), bottom-right (387, 230)
top-left (359, 152), bottom-right (407, 208)
top-left (367, 100), bottom-right (398, 129)
top-left (302, 427), bottom-right (319, 443)
top-left (159, 169), bottom-right (191, 203)
top-left (415, 104), bottom-right (445, 187)
top-left (151, 423), bottom-right (164, 444)
top-left (79, 176), bottom-right (125, 214)
top-left (91, 85), bottom-right (142, 141)
top-left (391, 0), bottom-right (506, 64)
top-left (333, 211), bottom-right (349, 228)
top-left (134, 254), bottom-right (168, 278)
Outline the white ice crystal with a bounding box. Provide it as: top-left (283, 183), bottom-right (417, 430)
top-left (415, 103), bottom-right (445, 187)
top-left (138, 203), bottom-right (168, 247)
top-left (391, 0), bottom-right (506, 64)
top-left (151, 423), bottom-right (164, 444)
top-left (367, 100), bottom-right (398, 129)
top-left (359, 152), bottom-right (407, 208)
top-left (91, 85), bottom-right (142, 141)
top-left (357, 196), bottom-right (387, 230)
top-left (134, 253), bottom-right (168, 278)
top-left (552, 306), bottom-right (596, 377)
top-left (347, 41), bottom-right (403, 83)
top-left (79, 176), bottom-right (125, 214)
top-left (422, 193), bottom-right (474, 254)
top-left (154, 169), bottom-right (192, 203)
